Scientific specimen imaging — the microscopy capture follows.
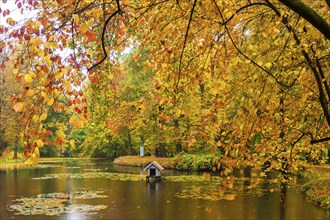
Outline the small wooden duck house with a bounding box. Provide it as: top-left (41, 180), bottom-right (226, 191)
top-left (144, 161), bottom-right (164, 182)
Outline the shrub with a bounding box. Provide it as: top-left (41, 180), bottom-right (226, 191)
top-left (172, 153), bottom-right (222, 171)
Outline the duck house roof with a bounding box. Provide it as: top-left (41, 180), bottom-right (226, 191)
top-left (143, 161), bottom-right (164, 171)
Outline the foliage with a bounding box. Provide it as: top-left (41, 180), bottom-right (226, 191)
top-left (0, 49), bottom-right (25, 158)
top-left (172, 153), bottom-right (222, 171)
top-left (81, 124), bottom-right (127, 158)
top-left (0, 149), bottom-right (24, 161)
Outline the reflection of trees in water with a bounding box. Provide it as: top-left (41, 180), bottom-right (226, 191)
top-left (242, 165), bottom-right (289, 219)
top-left (280, 183), bottom-right (287, 219)
top-left (243, 166), bottom-right (252, 189)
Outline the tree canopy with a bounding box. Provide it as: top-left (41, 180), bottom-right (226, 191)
top-left (0, 0), bottom-right (329, 179)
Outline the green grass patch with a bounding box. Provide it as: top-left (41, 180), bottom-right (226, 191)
top-left (0, 159), bottom-right (23, 164)
top-left (114, 154), bottom-right (223, 171)
top-left (172, 153), bottom-right (222, 171)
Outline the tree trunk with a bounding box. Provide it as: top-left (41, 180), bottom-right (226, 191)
top-left (200, 82), bottom-right (205, 108)
top-left (127, 127), bottom-right (133, 155)
top-left (14, 145), bottom-right (18, 159)
top-left (156, 142), bottom-right (166, 157)
top-left (174, 119), bottom-right (182, 153)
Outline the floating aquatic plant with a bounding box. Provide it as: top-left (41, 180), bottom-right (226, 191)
top-left (32, 172), bottom-right (222, 182)
top-left (175, 185), bottom-right (237, 201)
top-left (32, 172), bottom-right (145, 181)
top-left (8, 191), bottom-right (108, 216)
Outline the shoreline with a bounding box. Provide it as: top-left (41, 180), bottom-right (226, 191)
top-left (113, 155), bottom-right (173, 169)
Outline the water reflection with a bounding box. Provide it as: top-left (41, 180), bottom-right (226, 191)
top-left (1, 159), bottom-right (329, 220)
top-left (147, 181), bottom-right (160, 199)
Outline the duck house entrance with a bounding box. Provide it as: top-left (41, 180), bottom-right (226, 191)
top-left (150, 168), bottom-right (156, 176)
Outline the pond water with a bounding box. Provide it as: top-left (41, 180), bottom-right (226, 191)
top-left (0, 159), bottom-right (329, 220)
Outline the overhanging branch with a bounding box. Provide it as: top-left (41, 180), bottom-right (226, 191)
top-left (212, 0), bottom-right (290, 88)
top-left (311, 137), bottom-right (330, 144)
top-left (176, 0), bottom-right (197, 93)
top-left (88, 0), bottom-right (121, 71)
top-left (279, 0), bottom-right (330, 40)
top-left (307, 132), bottom-right (330, 144)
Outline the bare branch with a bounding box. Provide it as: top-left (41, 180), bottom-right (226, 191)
top-left (176, 0), bottom-right (187, 12)
top-left (265, 0), bottom-right (330, 127)
top-left (212, 0), bottom-right (290, 88)
top-left (326, 0), bottom-right (330, 8)
top-left (310, 136), bottom-right (330, 144)
top-left (289, 133), bottom-right (305, 162)
top-left (88, 0), bottom-right (121, 71)
top-left (307, 132), bottom-right (330, 144)
top-left (176, 0), bottom-right (197, 93)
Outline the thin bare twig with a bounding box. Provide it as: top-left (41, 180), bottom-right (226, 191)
top-left (88, 0), bottom-right (121, 71)
top-left (176, 0), bottom-right (197, 93)
top-left (212, 0), bottom-right (290, 88)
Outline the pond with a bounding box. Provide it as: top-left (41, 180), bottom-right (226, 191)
top-left (0, 159), bottom-right (328, 220)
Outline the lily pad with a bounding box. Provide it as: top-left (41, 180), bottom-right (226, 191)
top-left (32, 172), bottom-right (223, 182)
top-left (175, 185), bottom-right (237, 201)
top-left (163, 175), bottom-right (220, 182)
top-left (32, 172), bottom-right (146, 181)
top-left (74, 190), bottom-right (108, 199)
top-left (8, 191), bottom-right (108, 216)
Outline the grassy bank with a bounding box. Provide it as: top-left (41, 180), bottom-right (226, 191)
top-left (113, 156), bottom-right (173, 168)
top-left (301, 165), bottom-right (330, 210)
top-left (113, 153), bottom-right (222, 171)
top-left (0, 159), bottom-right (26, 170)
top-left (0, 157), bottom-right (95, 170)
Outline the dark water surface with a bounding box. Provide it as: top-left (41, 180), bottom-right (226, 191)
top-left (0, 159), bottom-right (329, 220)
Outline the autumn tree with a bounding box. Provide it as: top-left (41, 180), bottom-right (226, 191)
top-left (0, 0), bottom-right (329, 175)
top-left (0, 47), bottom-right (25, 159)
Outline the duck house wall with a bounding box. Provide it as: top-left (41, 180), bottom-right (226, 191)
top-left (147, 165), bottom-right (161, 177)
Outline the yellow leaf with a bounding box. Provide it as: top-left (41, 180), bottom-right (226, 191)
top-left (24, 72), bottom-right (36, 83)
top-left (70, 140), bottom-right (75, 149)
top-left (24, 74), bottom-right (33, 83)
top-left (47, 98), bottom-right (54, 106)
top-left (27, 89), bottom-right (35, 97)
top-left (41, 91), bottom-right (47, 98)
top-left (42, 55), bottom-right (53, 67)
top-left (265, 62), bottom-right (272, 68)
top-left (72, 14), bottom-right (79, 22)
top-left (40, 113), bottom-right (47, 121)
top-left (13, 102), bottom-right (24, 112)
top-left (36, 140), bottom-right (44, 148)
top-left (30, 37), bottom-right (43, 45)
top-left (225, 11), bottom-right (234, 18)
top-left (80, 23), bottom-right (89, 34)
top-left (32, 115), bottom-right (39, 123)
top-left (35, 147), bottom-right (40, 157)
top-left (24, 158), bottom-right (32, 165)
